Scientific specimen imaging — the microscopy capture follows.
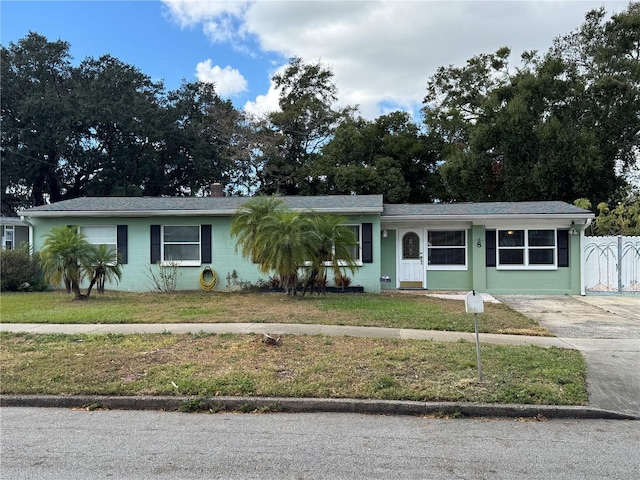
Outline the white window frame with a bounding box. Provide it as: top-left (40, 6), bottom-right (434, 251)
top-left (426, 229), bottom-right (468, 271)
top-left (161, 225), bottom-right (201, 267)
top-left (2, 225), bottom-right (14, 249)
top-left (321, 224), bottom-right (363, 267)
top-left (496, 228), bottom-right (557, 270)
top-left (344, 224), bottom-right (362, 265)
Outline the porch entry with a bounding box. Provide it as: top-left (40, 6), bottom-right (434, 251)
top-left (398, 228), bottom-right (426, 288)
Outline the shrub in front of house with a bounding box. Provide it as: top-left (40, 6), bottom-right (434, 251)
top-left (0, 244), bottom-right (46, 291)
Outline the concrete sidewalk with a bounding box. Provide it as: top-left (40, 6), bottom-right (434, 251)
top-left (0, 321), bottom-right (574, 347)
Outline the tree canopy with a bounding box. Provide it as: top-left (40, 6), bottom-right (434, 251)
top-left (423, 3), bottom-right (639, 205)
top-left (2, 3), bottom-right (638, 214)
top-left (1, 32), bottom-right (240, 213)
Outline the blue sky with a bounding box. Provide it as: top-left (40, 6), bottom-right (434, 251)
top-left (1, 1), bottom-right (630, 120)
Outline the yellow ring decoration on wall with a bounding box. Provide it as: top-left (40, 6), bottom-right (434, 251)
top-left (199, 267), bottom-right (218, 291)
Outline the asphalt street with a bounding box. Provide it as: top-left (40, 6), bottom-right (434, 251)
top-left (1, 408), bottom-right (638, 480)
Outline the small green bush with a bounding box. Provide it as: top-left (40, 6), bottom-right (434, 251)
top-left (0, 244), bottom-right (45, 291)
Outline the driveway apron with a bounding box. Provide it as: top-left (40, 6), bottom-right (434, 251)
top-left (496, 294), bottom-right (640, 418)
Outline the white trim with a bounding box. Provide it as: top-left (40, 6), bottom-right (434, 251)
top-left (425, 228), bottom-right (468, 271)
top-left (396, 228), bottom-right (426, 289)
top-left (2, 225), bottom-right (14, 249)
top-left (161, 225), bottom-right (202, 267)
top-left (22, 207), bottom-right (383, 218)
top-left (383, 213), bottom-right (592, 223)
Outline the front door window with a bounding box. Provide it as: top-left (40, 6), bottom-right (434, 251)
top-left (402, 232), bottom-right (420, 259)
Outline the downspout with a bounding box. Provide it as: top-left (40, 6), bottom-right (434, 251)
top-left (19, 214), bottom-right (34, 255)
top-left (580, 218), bottom-right (593, 296)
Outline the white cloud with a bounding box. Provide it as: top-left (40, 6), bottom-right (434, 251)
top-left (195, 60), bottom-right (248, 97)
top-left (243, 64), bottom-right (285, 118)
top-left (162, 0), bottom-right (248, 28)
top-left (243, 87), bottom-right (280, 119)
top-left (164, 0), bottom-right (630, 119)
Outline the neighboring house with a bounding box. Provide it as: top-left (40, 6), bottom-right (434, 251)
top-left (19, 195), bottom-right (594, 295)
top-left (1, 216), bottom-right (30, 250)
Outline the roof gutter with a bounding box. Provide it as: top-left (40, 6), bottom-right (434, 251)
top-left (381, 213), bottom-right (594, 222)
top-left (22, 207), bottom-right (383, 218)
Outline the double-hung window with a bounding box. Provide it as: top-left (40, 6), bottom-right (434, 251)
top-left (162, 225), bottom-right (201, 266)
top-left (326, 224), bottom-right (362, 265)
top-left (497, 229), bottom-right (556, 269)
top-left (345, 225), bottom-right (361, 263)
top-left (427, 230), bottom-right (467, 269)
top-left (2, 225), bottom-right (14, 249)
top-left (79, 226), bottom-right (117, 252)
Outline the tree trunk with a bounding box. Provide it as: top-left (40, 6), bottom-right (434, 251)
top-left (71, 281), bottom-right (85, 300)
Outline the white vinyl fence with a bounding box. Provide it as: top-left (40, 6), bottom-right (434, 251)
top-left (584, 236), bottom-right (640, 293)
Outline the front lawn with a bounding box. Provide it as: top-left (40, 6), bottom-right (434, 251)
top-left (0, 291), bottom-right (549, 336)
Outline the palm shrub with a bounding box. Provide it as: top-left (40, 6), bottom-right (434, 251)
top-left (39, 226), bottom-right (122, 299)
top-left (231, 196), bottom-right (359, 295)
top-left (256, 209), bottom-right (314, 294)
top-left (230, 195), bottom-right (286, 263)
top-left (305, 213), bottom-right (358, 292)
top-left (85, 244), bottom-right (122, 295)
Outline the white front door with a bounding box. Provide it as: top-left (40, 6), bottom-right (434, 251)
top-left (398, 229), bottom-right (425, 288)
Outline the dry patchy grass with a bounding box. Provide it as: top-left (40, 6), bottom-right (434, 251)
top-left (0, 332), bottom-right (586, 405)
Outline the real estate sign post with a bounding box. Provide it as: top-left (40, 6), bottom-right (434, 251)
top-left (465, 291), bottom-right (485, 381)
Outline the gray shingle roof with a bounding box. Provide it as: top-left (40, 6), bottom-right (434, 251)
top-left (382, 201), bottom-right (593, 217)
top-left (0, 216), bottom-right (30, 226)
top-left (21, 197), bottom-right (593, 220)
top-left (21, 195), bottom-right (384, 217)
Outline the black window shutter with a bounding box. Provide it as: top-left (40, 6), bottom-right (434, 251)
top-left (150, 225), bottom-right (161, 264)
top-left (117, 225), bottom-right (128, 264)
top-left (201, 225), bottom-right (212, 264)
top-left (362, 223), bottom-right (373, 263)
top-left (486, 230), bottom-right (496, 267)
top-left (557, 229), bottom-right (569, 267)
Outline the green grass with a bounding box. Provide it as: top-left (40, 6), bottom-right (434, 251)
top-left (0, 332), bottom-right (587, 405)
top-left (0, 291), bottom-right (549, 336)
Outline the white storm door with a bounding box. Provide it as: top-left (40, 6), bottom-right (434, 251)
top-left (398, 229), bottom-right (425, 288)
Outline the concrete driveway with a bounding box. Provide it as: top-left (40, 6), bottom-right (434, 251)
top-left (496, 294), bottom-right (640, 418)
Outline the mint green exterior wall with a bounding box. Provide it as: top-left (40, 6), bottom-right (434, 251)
top-left (379, 230), bottom-right (396, 290)
top-left (426, 229), bottom-right (473, 290)
top-left (481, 232), bottom-right (582, 295)
top-left (342, 215), bottom-right (382, 292)
top-left (27, 211), bottom-right (584, 295)
top-left (28, 213), bottom-right (382, 293)
top-left (380, 225), bottom-right (583, 295)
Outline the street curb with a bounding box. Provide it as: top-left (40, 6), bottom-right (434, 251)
top-left (1, 395), bottom-right (637, 420)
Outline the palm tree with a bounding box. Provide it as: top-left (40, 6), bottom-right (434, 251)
top-left (85, 244), bottom-right (122, 295)
top-left (231, 196), bottom-right (360, 295)
top-left (39, 226), bottom-right (94, 300)
top-left (230, 196), bottom-right (286, 263)
top-left (253, 209), bottom-right (313, 295)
